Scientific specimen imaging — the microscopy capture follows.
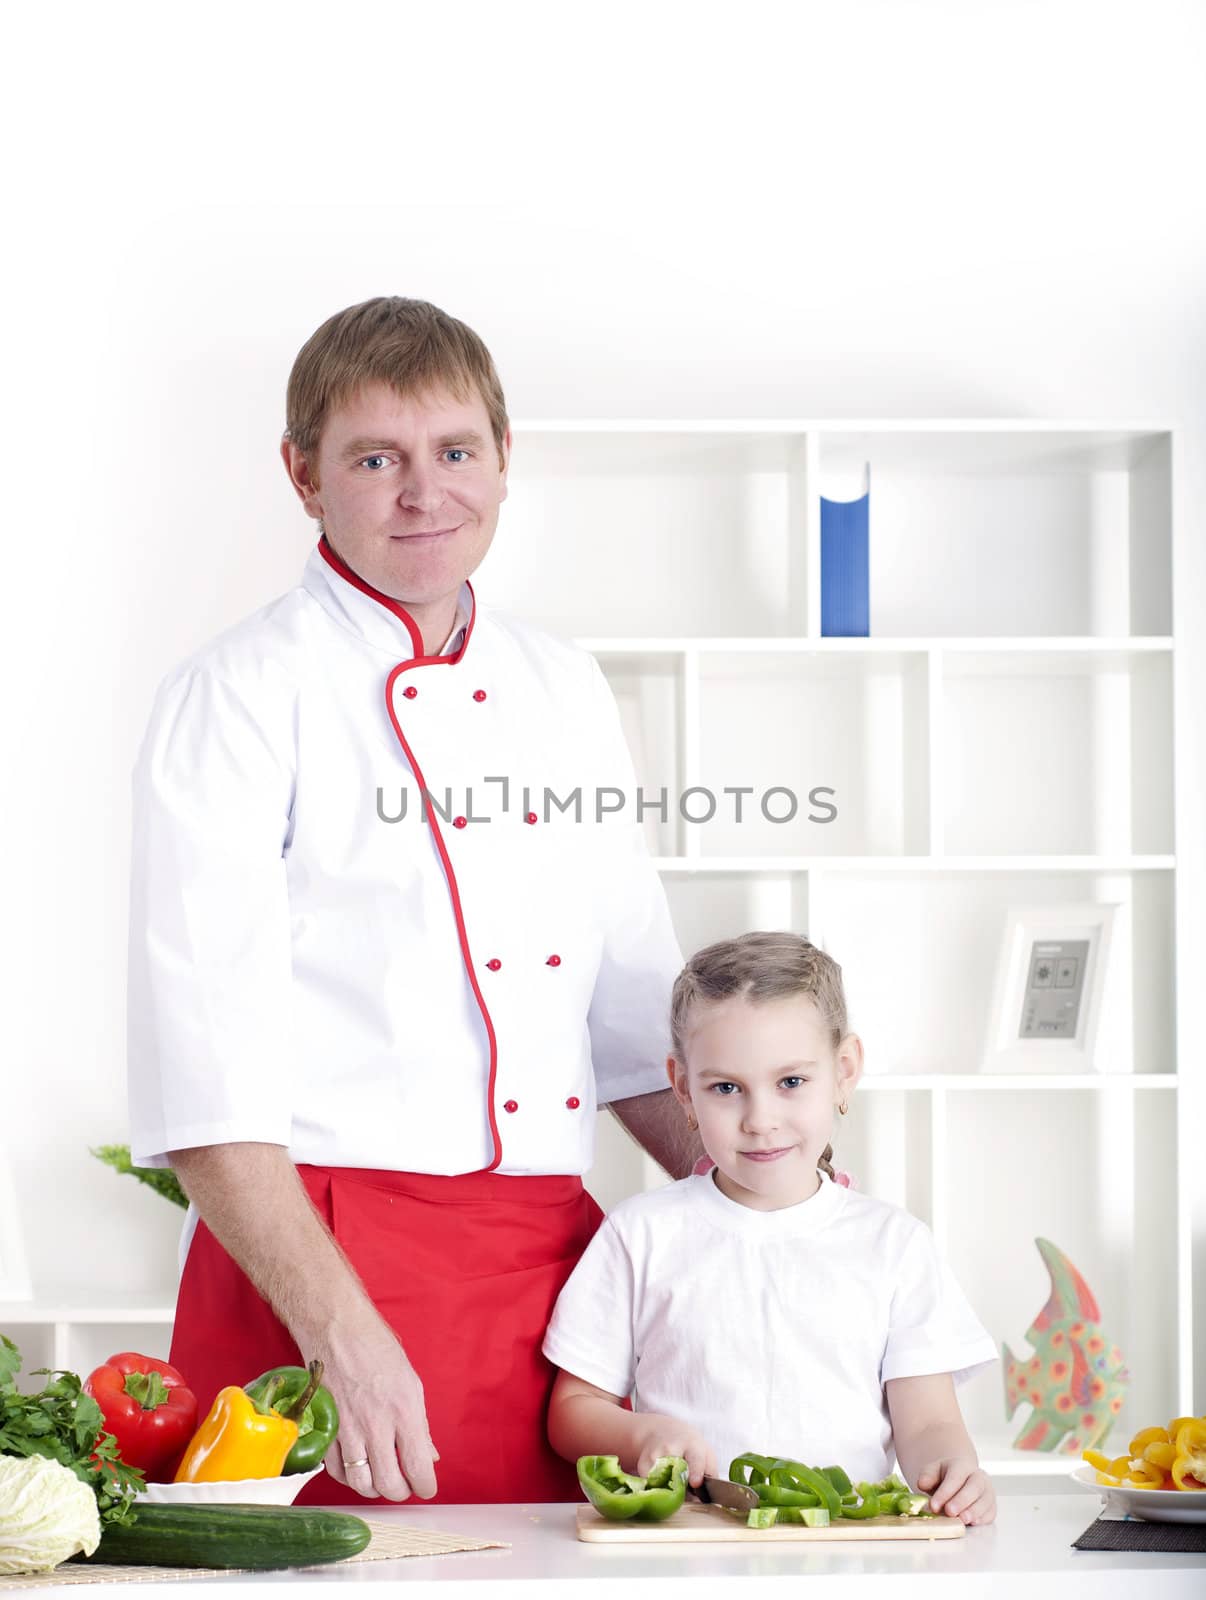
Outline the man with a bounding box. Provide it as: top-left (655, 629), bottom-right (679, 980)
top-left (127, 297), bottom-right (699, 1505)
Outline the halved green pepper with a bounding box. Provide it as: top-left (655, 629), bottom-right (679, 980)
top-left (577, 1455), bottom-right (688, 1522)
top-left (243, 1360), bottom-right (339, 1474)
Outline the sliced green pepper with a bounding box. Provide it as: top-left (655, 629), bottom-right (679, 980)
top-left (243, 1361), bottom-right (339, 1474)
top-left (821, 1464), bottom-right (853, 1496)
top-left (747, 1507), bottom-right (779, 1529)
top-left (841, 1482), bottom-right (882, 1519)
top-left (577, 1455), bottom-right (688, 1522)
top-left (764, 1460), bottom-right (843, 1520)
top-left (730, 1452), bottom-right (780, 1491)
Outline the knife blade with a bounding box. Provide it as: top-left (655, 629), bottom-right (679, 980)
top-left (696, 1476), bottom-right (760, 1511)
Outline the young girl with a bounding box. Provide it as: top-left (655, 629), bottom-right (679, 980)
top-left (543, 931), bottom-right (999, 1526)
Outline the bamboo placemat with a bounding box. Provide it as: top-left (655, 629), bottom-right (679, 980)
top-left (0, 1519), bottom-right (509, 1587)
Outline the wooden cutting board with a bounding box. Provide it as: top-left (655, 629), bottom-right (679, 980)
top-left (577, 1502), bottom-right (967, 1542)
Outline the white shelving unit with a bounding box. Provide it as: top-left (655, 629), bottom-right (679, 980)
top-left (3, 421), bottom-right (1192, 1485)
top-left (497, 418), bottom-right (1191, 1477)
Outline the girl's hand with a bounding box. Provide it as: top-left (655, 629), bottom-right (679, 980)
top-left (915, 1458), bottom-right (996, 1525)
top-left (631, 1412), bottom-right (717, 1488)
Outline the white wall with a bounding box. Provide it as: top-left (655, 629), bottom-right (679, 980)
top-left (5, 0), bottom-right (1204, 1400)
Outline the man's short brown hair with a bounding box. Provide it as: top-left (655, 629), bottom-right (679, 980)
top-left (284, 297), bottom-right (509, 467)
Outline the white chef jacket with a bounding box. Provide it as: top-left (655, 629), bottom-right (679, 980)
top-left (127, 538), bottom-right (683, 1184)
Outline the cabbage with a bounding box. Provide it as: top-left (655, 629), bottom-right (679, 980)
top-left (0, 1454), bottom-right (101, 1574)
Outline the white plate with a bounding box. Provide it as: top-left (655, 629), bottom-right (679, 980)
top-left (138, 1467), bottom-right (323, 1506)
top-left (1069, 1464), bottom-right (1206, 1524)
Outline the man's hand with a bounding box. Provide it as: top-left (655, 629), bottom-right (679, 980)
top-left (169, 1143), bottom-right (439, 1502)
top-left (630, 1411), bottom-right (717, 1489)
top-left (915, 1457), bottom-right (996, 1524)
top-left (314, 1305), bottom-right (439, 1501)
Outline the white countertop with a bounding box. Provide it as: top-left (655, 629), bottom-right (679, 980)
top-left (41, 1490), bottom-right (1204, 1598)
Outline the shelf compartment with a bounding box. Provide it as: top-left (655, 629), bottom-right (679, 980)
top-left (817, 428), bottom-right (1171, 639)
top-left (807, 868), bottom-right (1173, 1077)
top-left (594, 651), bottom-right (684, 857)
top-left (696, 651), bottom-right (931, 858)
top-left (485, 429), bottom-right (811, 637)
top-left (942, 1088), bottom-right (1181, 1453)
top-left (829, 1089), bottom-right (931, 1224)
top-left (940, 650), bottom-right (1173, 857)
top-left (661, 870), bottom-right (810, 961)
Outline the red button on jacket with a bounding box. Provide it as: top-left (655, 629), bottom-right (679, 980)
top-left (473, 689), bottom-right (487, 702)
top-left (453, 816), bottom-right (467, 829)
top-left (503, 1099), bottom-right (519, 1114)
top-left (546, 954), bottom-right (562, 967)
top-left (566, 1096), bottom-right (581, 1110)
top-left (525, 812), bottom-right (538, 825)
top-left (403, 685), bottom-right (418, 699)
top-left (486, 958), bottom-right (502, 972)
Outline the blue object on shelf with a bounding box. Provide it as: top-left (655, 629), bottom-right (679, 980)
top-left (821, 467), bottom-right (870, 637)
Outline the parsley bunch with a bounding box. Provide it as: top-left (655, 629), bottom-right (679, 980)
top-left (0, 1333), bottom-right (145, 1527)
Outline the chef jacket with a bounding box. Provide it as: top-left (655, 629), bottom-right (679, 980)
top-left (127, 537), bottom-right (683, 1178)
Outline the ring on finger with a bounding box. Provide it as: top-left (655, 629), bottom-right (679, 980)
top-left (344, 1457), bottom-right (370, 1470)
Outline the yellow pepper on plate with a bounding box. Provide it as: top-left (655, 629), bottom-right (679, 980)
top-left (1171, 1419), bottom-right (1206, 1492)
top-left (1083, 1414), bottom-right (1206, 1492)
top-left (173, 1379), bottom-right (299, 1483)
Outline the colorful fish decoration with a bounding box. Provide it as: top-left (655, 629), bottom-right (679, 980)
top-left (1002, 1237), bottom-right (1129, 1454)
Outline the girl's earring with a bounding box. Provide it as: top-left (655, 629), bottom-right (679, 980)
top-left (686, 1112), bottom-right (698, 1132)
top-left (837, 1100), bottom-right (849, 1116)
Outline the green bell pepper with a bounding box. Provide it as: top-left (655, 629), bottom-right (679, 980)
top-left (243, 1360), bottom-right (340, 1474)
top-left (577, 1455), bottom-right (688, 1522)
top-left (841, 1481), bottom-right (883, 1519)
top-left (731, 1455), bottom-right (842, 1521)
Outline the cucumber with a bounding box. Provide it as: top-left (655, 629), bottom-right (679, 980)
top-left (76, 1503), bottom-right (372, 1570)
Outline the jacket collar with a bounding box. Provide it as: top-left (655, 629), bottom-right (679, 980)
top-left (302, 536), bottom-right (476, 663)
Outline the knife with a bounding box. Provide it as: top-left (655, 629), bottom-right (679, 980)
top-left (695, 1477), bottom-right (760, 1511)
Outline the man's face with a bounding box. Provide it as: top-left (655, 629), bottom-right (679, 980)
top-left (288, 379), bottom-right (510, 607)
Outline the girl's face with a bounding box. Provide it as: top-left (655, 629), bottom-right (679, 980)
top-left (668, 992), bottom-right (862, 1211)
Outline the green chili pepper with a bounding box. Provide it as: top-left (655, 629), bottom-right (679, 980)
top-left (243, 1361), bottom-right (340, 1474)
top-left (577, 1455), bottom-right (688, 1522)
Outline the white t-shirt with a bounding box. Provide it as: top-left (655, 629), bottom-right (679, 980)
top-left (542, 1169), bottom-right (999, 1485)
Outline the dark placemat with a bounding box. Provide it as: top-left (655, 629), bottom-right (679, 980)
top-left (1073, 1515), bottom-right (1206, 1553)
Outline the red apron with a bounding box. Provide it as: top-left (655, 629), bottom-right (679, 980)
top-left (169, 1165), bottom-right (604, 1504)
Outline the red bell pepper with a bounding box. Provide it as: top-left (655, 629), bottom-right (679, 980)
top-left (84, 1351), bottom-right (198, 1482)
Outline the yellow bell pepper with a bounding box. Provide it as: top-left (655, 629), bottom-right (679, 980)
top-left (174, 1381), bottom-right (299, 1483)
top-left (1171, 1420), bottom-right (1206, 1492)
top-left (1082, 1449), bottom-right (1113, 1474)
top-left (1129, 1425), bottom-right (1170, 1455)
top-left (1124, 1458), bottom-right (1166, 1489)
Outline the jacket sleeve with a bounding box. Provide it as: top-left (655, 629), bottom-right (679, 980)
top-left (127, 663), bottom-right (297, 1168)
top-left (584, 655), bottom-right (684, 1107)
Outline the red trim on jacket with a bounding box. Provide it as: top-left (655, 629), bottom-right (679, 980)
top-left (316, 535), bottom-right (477, 662)
top-left (314, 539), bottom-right (498, 1170)
top-left (384, 665), bottom-right (502, 1172)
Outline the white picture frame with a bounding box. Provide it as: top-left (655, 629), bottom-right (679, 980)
top-left (981, 902), bottom-right (1121, 1075)
top-left (0, 1143), bottom-right (33, 1300)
